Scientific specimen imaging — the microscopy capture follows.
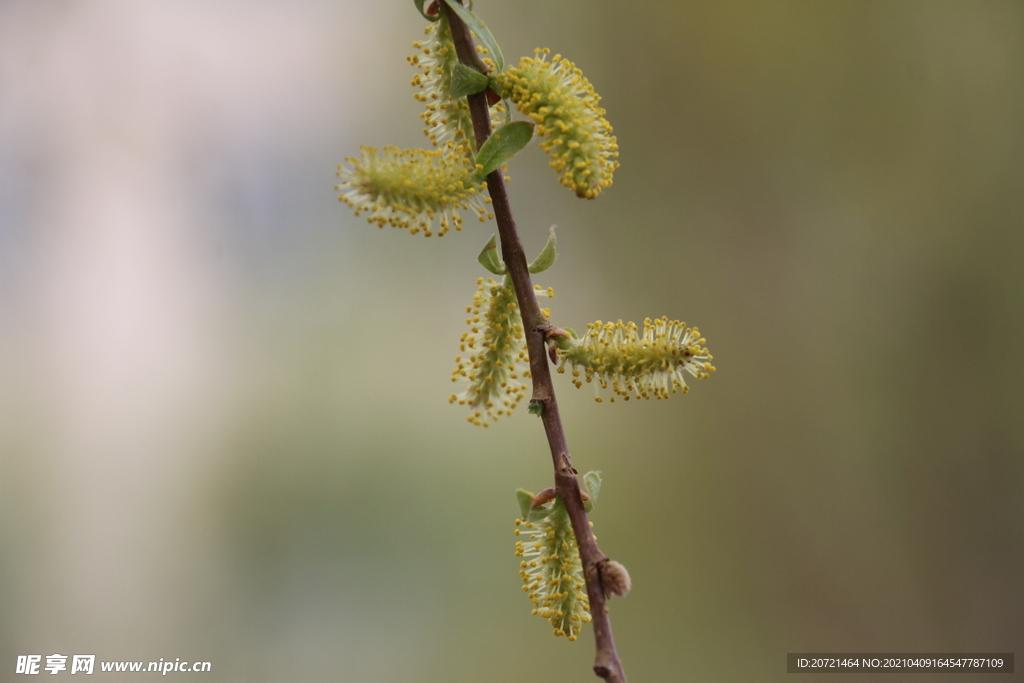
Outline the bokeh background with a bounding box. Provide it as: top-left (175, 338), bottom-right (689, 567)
top-left (2, 1), bottom-right (1022, 681)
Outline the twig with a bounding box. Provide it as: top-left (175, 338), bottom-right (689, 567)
top-left (441, 3), bottom-right (628, 681)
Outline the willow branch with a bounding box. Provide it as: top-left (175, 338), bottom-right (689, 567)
top-left (441, 4), bottom-right (627, 681)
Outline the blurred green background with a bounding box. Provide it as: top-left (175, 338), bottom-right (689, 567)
top-left (2, 1), bottom-right (1022, 681)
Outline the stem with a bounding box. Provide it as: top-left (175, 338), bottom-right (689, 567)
top-left (441, 4), bottom-right (628, 682)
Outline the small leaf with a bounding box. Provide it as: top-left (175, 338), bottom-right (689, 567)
top-left (515, 488), bottom-right (559, 523)
top-left (527, 499), bottom-right (554, 522)
top-left (516, 489), bottom-right (535, 521)
top-left (528, 226), bottom-right (557, 274)
top-left (450, 63), bottom-right (490, 99)
top-left (443, 0), bottom-right (504, 71)
top-left (477, 234), bottom-right (505, 274)
top-left (474, 121), bottom-right (534, 179)
top-left (583, 471), bottom-right (602, 505)
top-left (414, 0), bottom-right (439, 21)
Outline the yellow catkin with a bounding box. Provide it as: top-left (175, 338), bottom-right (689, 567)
top-left (557, 317), bottom-right (715, 400)
top-left (494, 49), bottom-right (618, 198)
top-left (335, 143), bottom-right (493, 237)
top-left (450, 277), bottom-right (552, 425)
top-left (514, 498), bottom-right (591, 639)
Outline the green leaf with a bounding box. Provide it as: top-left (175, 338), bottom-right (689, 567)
top-left (583, 471), bottom-right (602, 505)
top-left (450, 63), bottom-right (490, 100)
top-left (528, 226), bottom-right (557, 274)
top-left (516, 489), bottom-right (535, 520)
top-left (477, 234), bottom-right (505, 274)
top-left (443, 0), bottom-right (504, 71)
top-left (474, 121), bottom-right (534, 179)
top-left (413, 0), bottom-right (439, 21)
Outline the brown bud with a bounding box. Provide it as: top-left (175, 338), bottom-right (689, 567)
top-left (531, 488), bottom-right (557, 508)
top-left (598, 559), bottom-right (631, 598)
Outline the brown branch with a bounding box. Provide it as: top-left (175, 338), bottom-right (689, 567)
top-left (441, 4), bottom-right (627, 682)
